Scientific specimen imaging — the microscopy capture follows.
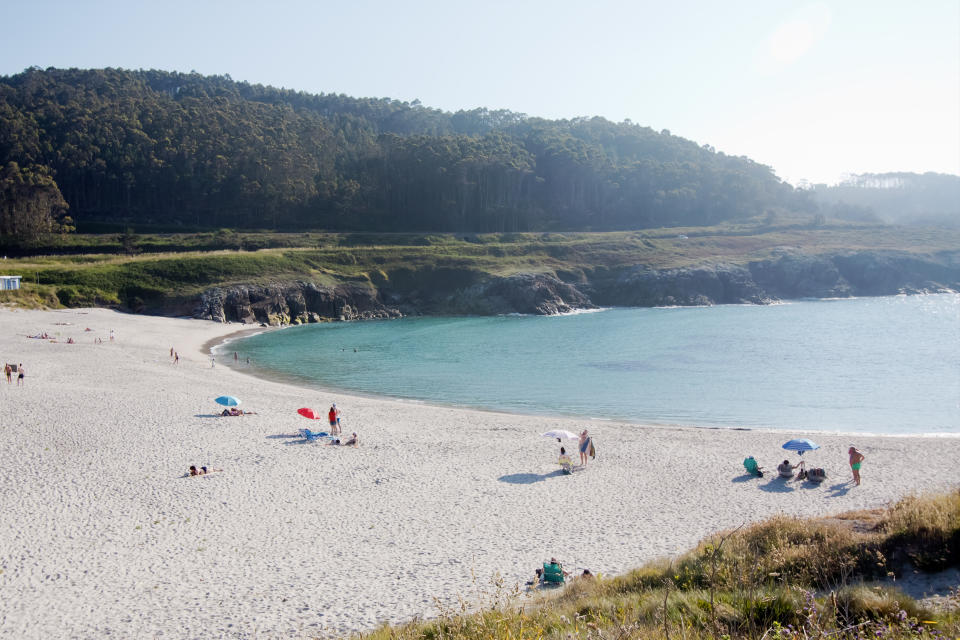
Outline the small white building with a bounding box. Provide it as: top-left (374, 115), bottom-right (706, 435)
top-left (0, 276), bottom-right (22, 290)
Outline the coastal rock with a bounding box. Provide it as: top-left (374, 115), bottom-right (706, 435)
top-left (832, 252), bottom-right (960, 295)
top-left (189, 250), bottom-right (960, 323)
top-left (193, 282), bottom-right (401, 324)
top-left (597, 263), bottom-right (770, 307)
top-left (443, 273), bottom-right (595, 315)
top-left (748, 252), bottom-right (852, 299)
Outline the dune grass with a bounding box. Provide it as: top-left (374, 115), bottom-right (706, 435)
top-left (354, 490), bottom-right (960, 639)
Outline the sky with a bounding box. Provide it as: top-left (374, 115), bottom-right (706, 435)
top-left (3, 0), bottom-right (958, 186)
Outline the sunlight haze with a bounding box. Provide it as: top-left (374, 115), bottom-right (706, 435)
top-left (3, 0), bottom-right (957, 186)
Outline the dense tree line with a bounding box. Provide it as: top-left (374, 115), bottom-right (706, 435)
top-left (0, 67), bottom-right (813, 241)
top-left (810, 172), bottom-right (960, 227)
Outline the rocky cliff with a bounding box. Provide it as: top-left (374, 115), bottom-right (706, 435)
top-left (192, 250), bottom-right (960, 324)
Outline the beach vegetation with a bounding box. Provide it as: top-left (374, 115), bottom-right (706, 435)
top-left (355, 490), bottom-right (960, 639)
top-left (1, 221), bottom-right (958, 313)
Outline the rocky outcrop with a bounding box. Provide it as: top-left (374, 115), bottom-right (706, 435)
top-left (594, 263), bottom-right (771, 307)
top-left (439, 273), bottom-right (595, 315)
top-left (190, 250), bottom-right (960, 323)
top-left (749, 251), bottom-right (852, 299)
top-left (193, 282), bottom-right (402, 325)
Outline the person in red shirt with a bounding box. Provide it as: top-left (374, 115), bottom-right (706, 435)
top-left (328, 404), bottom-right (341, 435)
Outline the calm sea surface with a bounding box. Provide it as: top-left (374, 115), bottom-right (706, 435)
top-left (227, 294), bottom-right (959, 435)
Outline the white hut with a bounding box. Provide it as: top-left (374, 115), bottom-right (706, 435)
top-left (0, 276), bottom-right (22, 290)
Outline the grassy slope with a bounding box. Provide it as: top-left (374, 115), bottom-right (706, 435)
top-left (1, 219), bottom-right (958, 309)
top-left (358, 491), bottom-right (960, 640)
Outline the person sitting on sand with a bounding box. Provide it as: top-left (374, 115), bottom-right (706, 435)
top-left (777, 459), bottom-right (799, 478)
top-left (342, 432), bottom-right (358, 447)
top-left (526, 567), bottom-right (544, 586)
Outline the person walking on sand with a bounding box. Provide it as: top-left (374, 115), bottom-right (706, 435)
top-left (170, 347), bottom-right (174, 358)
top-left (848, 446), bottom-right (865, 485)
top-left (109, 329), bottom-right (115, 342)
top-left (174, 352), bottom-right (179, 365)
top-left (16, 364), bottom-right (24, 387)
top-left (4, 363), bottom-right (11, 384)
top-left (578, 430), bottom-right (591, 466)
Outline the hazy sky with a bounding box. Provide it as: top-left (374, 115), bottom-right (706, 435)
top-left (3, 0), bottom-right (958, 185)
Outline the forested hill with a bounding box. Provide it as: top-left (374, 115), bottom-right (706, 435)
top-left (0, 67), bottom-right (812, 237)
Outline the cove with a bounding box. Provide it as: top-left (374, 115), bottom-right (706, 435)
top-left (225, 294), bottom-right (960, 435)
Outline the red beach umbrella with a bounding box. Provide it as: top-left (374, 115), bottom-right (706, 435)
top-left (297, 407), bottom-right (321, 420)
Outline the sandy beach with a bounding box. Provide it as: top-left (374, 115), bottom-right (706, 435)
top-left (0, 307), bottom-right (956, 639)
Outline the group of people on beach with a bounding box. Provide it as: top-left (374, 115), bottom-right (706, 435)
top-left (4, 362), bottom-right (23, 386)
top-left (768, 446), bottom-right (866, 485)
top-left (558, 430), bottom-right (594, 471)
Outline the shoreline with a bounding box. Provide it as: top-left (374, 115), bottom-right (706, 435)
top-left (204, 318), bottom-right (960, 440)
top-left (1, 307), bottom-right (958, 639)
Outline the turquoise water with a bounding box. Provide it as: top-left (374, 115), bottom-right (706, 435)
top-left (228, 294), bottom-right (960, 435)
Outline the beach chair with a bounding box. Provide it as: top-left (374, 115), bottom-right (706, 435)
top-left (743, 456), bottom-right (763, 477)
top-left (299, 428), bottom-right (330, 442)
top-left (542, 561), bottom-right (566, 586)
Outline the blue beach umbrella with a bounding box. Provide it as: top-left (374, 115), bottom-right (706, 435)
top-left (215, 395), bottom-right (241, 407)
top-left (782, 438), bottom-right (820, 456)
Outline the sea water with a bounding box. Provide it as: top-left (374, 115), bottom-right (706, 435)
top-left (228, 294), bottom-right (959, 435)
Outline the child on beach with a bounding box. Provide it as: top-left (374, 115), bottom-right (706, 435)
top-left (848, 447), bottom-right (865, 485)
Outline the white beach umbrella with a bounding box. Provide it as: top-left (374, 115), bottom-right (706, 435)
top-left (541, 430), bottom-right (578, 440)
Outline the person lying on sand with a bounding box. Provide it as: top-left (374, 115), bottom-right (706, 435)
top-left (189, 465), bottom-right (223, 476)
top-left (220, 408), bottom-right (256, 416)
top-left (327, 432), bottom-right (359, 447)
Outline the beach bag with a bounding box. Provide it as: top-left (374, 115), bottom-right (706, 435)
top-left (589, 442), bottom-right (596, 459)
top-left (808, 468), bottom-right (826, 483)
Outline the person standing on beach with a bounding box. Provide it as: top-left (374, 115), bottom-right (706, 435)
top-left (16, 364), bottom-right (24, 387)
top-left (848, 447), bottom-right (865, 485)
top-left (328, 404), bottom-right (341, 435)
top-left (174, 352), bottom-right (179, 365)
top-left (4, 363), bottom-right (11, 384)
top-left (170, 347), bottom-right (174, 358)
top-left (578, 430), bottom-right (591, 466)
top-left (109, 329), bottom-right (115, 342)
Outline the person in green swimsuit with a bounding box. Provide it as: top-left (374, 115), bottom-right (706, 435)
top-left (848, 446), bottom-right (865, 485)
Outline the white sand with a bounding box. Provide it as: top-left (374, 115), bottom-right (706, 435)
top-left (0, 307), bottom-right (956, 639)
